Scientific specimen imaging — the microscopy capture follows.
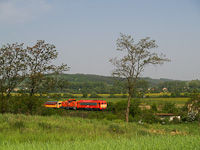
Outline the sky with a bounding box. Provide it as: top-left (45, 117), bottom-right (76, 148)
top-left (0, 0), bottom-right (200, 81)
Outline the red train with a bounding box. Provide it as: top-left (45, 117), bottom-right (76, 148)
top-left (45, 99), bottom-right (107, 111)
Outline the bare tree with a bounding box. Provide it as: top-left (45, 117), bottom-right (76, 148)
top-left (110, 33), bottom-right (170, 122)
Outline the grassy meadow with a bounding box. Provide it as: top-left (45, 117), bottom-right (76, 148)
top-left (0, 93), bottom-right (192, 149)
top-left (0, 113), bottom-right (200, 150)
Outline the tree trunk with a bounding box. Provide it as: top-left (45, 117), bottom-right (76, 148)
top-left (198, 113), bottom-right (200, 127)
top-left (126, 90), bottom-right (132, 122)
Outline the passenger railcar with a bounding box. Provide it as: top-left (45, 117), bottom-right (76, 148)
top-left (77, 100), bottom-right (107, 110)
top-left (45, 101), bottom-right (62, 108)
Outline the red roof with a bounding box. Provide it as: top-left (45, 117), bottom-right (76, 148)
top-left (155, 113), bottom-right (179, 116)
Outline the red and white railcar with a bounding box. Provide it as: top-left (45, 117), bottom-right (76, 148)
top-left (76, 100), bottom-right (107, 110)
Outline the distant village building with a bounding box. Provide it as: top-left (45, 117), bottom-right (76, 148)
top-left (155, 113), bottom-right (180, 122)
top-left (162, 87), bottom-right (168, 92)
top-left (13, 89), bottom-right (20, 92)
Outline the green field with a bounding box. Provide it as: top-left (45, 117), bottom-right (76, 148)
top-left (141, 97), bottom-right (189, 105)
top-left (11, 92), bottom-right (190, 105)
top-left (0, 113), bottom-right (199, 150)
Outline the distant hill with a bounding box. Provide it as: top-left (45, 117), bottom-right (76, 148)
top-left (50, 73), bottom-right (175, 87)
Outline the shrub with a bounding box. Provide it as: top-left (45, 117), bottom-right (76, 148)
top-left (105, 102), bottom-right (115, 113)
top-left (162, 102), bottom-right (179, 113)
top-left (180, 111), bottom-right (188, 122)
top-left (9, 95), bottom-right (44, 115)
top-left (105, 114), bottom-right (118, 121)
top-left (108, 94), bottom-right (117, 98)
top-left (129, 99), bottom-right (142, 117)
top-left (89, 92), bottom-right (102, 98)
top-left (161, 117), bottom-right (170, 125)
top-left (162, 94), bottom-right (170, 98)
top-left (115, 100), bottom-right (127, 112)
top-left (140, 109), bottom-right (159, 124)
top-left (171, 92), bottom-right (176, 98)
top-left (151, 103), bottom-right (158, 112)
top-left (121, 94), bottom-right (128, 98)
top-left (82, 93), bottom-right (88, 98)
top-left (183, 92), bottom-right (190, 98)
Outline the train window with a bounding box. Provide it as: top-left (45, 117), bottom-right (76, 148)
top-left (80, 103), bottom-right (87, 105)
top-left (80, 103), bottom-right (97, 106)
top-left (90, 103), bottom-right (97, 106)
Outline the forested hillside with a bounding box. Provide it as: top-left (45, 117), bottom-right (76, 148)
top-left (45, 74), bottom-right (176, 93)
top-left (16, 73), bottom-right (200, 95)
top-left (50, 74), bottom-right (115, 84)
top-left (50, 74), bottom-right (174, 86)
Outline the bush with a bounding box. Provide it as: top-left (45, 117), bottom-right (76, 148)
top-left (9, 95), bottom-right (44, 115)
top-left (161, 117), bottom-right (170, 125)
top-left (115, 100), bottom-right (127, 112)
top-left (151, 103), bottom-right (158, 112)
top-left (106, 102), bottom-right (116, 113)
top-left (183, 92), bottom-right (190, 98)
top-left (140, 109), bottom-right (159, 124)
top-left (129, 99), bottom-right (142, 117)
top-left (108, 94), bottom-right (117, 98)
top-left (162, 94), bottom-right (170, 98)
top-left (121, 94), bottom-right (128, 98)
top-left (82, 93), bottom-right (88, 98)
top-left (162, 102), bottom-right (179, 113)
top-left (105, 114), bottom-right (118, 121)
top-left (89, 92), bottom-right (102, 98)
top-left (171, 92), bottom-right (176, 98)
top-left (180, 111), bottom-right (188, 122)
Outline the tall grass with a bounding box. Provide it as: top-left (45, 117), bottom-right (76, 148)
top-left (0, 113), bottom-right (199, 150)
top-left (1, 135), bottom-right (200, 150)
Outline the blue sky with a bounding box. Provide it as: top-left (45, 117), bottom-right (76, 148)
top-left (0, 0), bottom-right (200, 80)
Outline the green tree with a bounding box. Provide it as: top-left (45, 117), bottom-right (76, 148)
top-left (26, 40), bottom-right (69, 96)
top-left (162, 102), bottom-right (178, 113)
top-left (151, 103), bottom-right (158, 112)
top-left (41, 77), bottom-right (57, 93)
top-left (158, 81), bottom-right (186, 93)
top-left (110, 33), bottom-right (170, 122)
top-left (186, 90), bottom-right (200, 125)
top-left (0, 43), bottom-right (26, 113)
top-left (57, 78), bottom-right (69, 92)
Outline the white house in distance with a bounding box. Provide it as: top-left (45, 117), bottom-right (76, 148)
top-left (155, 113), bottom-right (181, 122)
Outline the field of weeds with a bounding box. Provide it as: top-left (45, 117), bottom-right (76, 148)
top-left (0, 113), bottom-right (200, 150)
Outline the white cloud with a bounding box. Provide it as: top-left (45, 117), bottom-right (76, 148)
top-left (0, 0), bottom-right (52, 24)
